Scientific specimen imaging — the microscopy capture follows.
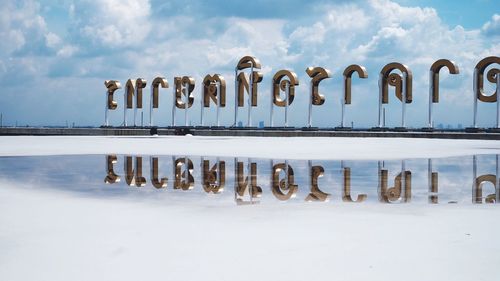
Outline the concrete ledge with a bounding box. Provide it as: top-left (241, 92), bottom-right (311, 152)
top-left (1, 127), bottom-right (500, 140)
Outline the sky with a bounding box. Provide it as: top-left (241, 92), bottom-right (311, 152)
top-left (0, 0), bottom-right (499, 128)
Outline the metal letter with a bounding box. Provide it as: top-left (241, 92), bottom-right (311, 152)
top-left (150, 77), bottom-right (168, 126)
top-left (428, 59), bottom-right (459, 128)
top-left (342, 65), bottom-right (367, 128)
top-left (378, 63), bottom-right (412, 128)
top-left (305, 67), bottom-right (331, 128)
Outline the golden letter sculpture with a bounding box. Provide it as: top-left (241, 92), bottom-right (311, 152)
top-left (378, 63), bottom-right (412, 128)
top-left (270, 70), bottom-right (299, 127)
top-left (172, 76), bottom-right (195, 127)
top-left (428, 59), bottom-right (459, 129)
top-left (174, 157), bottom-right (194, 190)
top-left (378, 161), bottom-right (411, 203)
top-left (202, 159), bottom-right (225, 193)
top-left (304, 67), bottom-right (331, 128)
top-left (123, 79), bottom-right (135, 126)
top-left (342, 65), bottom-right (368, 128)
top-left (472, 56), bottom-right (500, 128)
top-left (104, 154), bottom-right (121, 184)
top-left (202, 74), bottom-right (226, 127)
top-left (271, 162), bottom-right (298, 201)
top-left (150, 157), bottom-right (168, 189)
top-left (234, 56), bottom-right (263, 127)
top-left (150, 77), bottom-right (168, 126)
top-left (234, 160), bottom-right (262, 205)
top-left (123, 78), bottom-right (147, 127)
top-left (124, 156), bottom-right (146, 187)
top-left (134, 78), bottom-right (147, 126)
top-left (342, 164), bottom-right (367, 202)
top-left (305, 162), bottom-right (330, 202)
top-left (104, 80), bottom-right (120, 126)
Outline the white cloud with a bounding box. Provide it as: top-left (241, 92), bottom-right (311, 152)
top-left (482, 14), bottom-right (500, 37)
top-left (71, 0), bottom-right (152, 48)
top-left (57, 45), bottom-right (79, 58)
top-left (0, 0), bottom-right (498, 127)
top-left (0, 0), bottom-right (48, 54)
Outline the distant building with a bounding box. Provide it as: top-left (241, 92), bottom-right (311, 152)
top-left (237, 121), bottom-right (243, 127)
top-left (457, 123), bottom-right (463, 129)
top-left (258, 121), bottom-right (264, 128)
top-left (437, 123), bottom-right (444, 129)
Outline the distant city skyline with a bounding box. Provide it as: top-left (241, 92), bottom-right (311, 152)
top-left (0, 0), bottom-right (499, 128)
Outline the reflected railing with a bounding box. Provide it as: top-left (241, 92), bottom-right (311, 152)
top-left (104, 154), bottom-right (500, 205)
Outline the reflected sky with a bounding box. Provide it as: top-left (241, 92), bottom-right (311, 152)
top-left (0, 154), bottom-right (499, 206)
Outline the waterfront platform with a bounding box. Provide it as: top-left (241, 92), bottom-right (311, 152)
top-left (1, 126), bottom-right (500, 140)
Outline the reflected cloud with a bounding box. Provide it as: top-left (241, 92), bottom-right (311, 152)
top-left (1, 153), bottom-right (499, 206)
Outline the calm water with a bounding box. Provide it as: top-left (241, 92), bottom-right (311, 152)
top-left (0, 154), bottom-right (499, 205)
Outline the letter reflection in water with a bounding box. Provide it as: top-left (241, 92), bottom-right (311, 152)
top-left (378, 161), bottom-right (411, 203)
top-left (104, 155), bottom-right (121, 184)
top-left (341, 161), bottom-right (366, 202)
top-left (472, 155), bottom-right (499, 203)
top-left (150, 157), bottom-right (168, 189)
top-left (234, 160), bottom-right (262, 205)
top-left (202, 158), bottom-right (225, 194)
top-left (125, 156), bottom-right (146, 187)
top-left (272, 162), bottom-right (298, 201)
top-left (305, 161), bottom-right (330, 202)
top-left (428, 159), bottom-right (439, 203)
top-left (174, 158), bottom-right (194, 190)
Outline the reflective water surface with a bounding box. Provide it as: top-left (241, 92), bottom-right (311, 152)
top-left (1, 154), bottom-right (499, 205)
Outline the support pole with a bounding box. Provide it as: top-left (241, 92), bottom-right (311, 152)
top-left (428, 70), bottom-right (433, 128)
top-left (149, 86), bottom-right (153, 126)
top-left (104, 91), bottom-right (109, 126)
top-left (341, 97), bottom-right (346, 128)
top-left (472, 155), bottom-right (477, 203)
top-left (234, 69), bottom-right (238, 127)
top-left (378, 74), bottom-right (383, 128)
top-left (401, 160), bottom-right (406, 201)
top-left (134, 99), bottom-right (137, 127)
top-left (123, 89), bottom-right (127, 127)
top-left (184, 82), bottom-right (189, 127)
top-left (200, 86), bottom-right (204, 127)
top-left (496, 74), bottom-right (500, 128)
top-left (285, 81), bottom-right (289, 127)
top-left (248, 157), bottom-right (253, 201)
top-left (497, 155), bottom-right (499, 202)
top-left (270, 81), bottom-right (274, 127)
top-left (172, 86), bottom-right (176, 127)
top-left (402, 72), bottom-right (407, 128)
top-left (473, 69), bottom-right (478, 128)
top-left (308, 81), bottom-right (313, 127)
top-left (248, 63), bottom-right (254, 127)
top-left (217, 81), bottom-right (221, 127)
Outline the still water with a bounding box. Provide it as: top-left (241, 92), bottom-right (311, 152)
top-left (0, 154), bottom-right (499, 205)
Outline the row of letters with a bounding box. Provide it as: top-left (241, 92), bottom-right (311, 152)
top-left (103, 56), bottom-right (500, 128)
top-left (104, 155), bottom-right (499, 204)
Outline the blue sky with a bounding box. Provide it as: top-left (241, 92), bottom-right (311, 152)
top-left (0, 0), bottom-right (499, 128)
